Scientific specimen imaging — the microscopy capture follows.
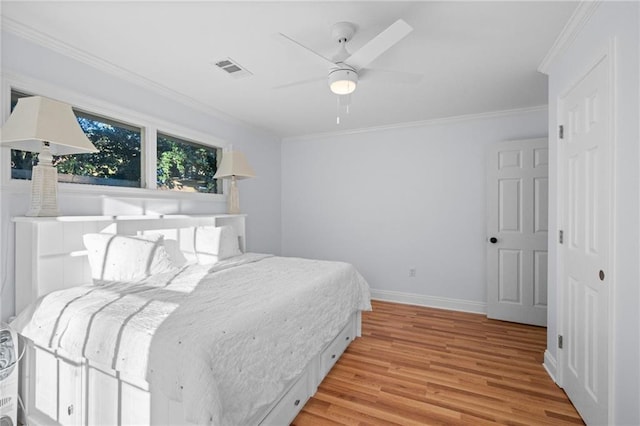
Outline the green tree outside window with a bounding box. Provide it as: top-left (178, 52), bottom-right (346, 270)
top-left (157, 133), bottom-right (220, 194)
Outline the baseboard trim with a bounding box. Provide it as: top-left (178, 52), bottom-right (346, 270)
top-left (370, 289), bottom-right (486, 315)
top-left (543, 349), bottom-right (559, 384)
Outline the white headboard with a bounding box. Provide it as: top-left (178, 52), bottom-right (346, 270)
top-left (13, 214), bottom-right (246, 315)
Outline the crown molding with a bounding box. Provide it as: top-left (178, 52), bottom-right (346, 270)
top-left (1, 16), bottom-right (277, 140)
top-left (538, 0), bottom-right (602, 74)
top-left (283, 105), bottom-right (548, 142)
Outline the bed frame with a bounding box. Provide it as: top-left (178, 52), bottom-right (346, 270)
top-left (13, 214), bottom-right (362, 426)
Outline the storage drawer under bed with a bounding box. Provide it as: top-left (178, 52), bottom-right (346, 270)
top-left (319, 317), bottom-right (357, 378)
top-left (260, 368), bottom-right (311, 425)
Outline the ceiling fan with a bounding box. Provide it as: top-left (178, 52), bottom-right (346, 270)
top-left (276, 19), bottom-right (420, 96)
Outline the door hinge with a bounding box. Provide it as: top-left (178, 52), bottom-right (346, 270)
top-left (559, 125), bottom-right (564, 139)
top-left (558, 334), bottom-right (563, 349)
top-left (559, 230), bottom-right (564, 244)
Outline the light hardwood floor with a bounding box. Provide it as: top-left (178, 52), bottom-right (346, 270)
top-left (293, 300), bottom-right (583, 425)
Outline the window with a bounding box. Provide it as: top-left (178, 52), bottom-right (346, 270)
top-left (10, 90), bottom-right (142, 187)
top-left (157, 133), bottom-right (221, 194)
top-left (7, 88), bottom-right (226, 196)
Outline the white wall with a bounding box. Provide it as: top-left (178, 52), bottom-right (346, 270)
top-left (544, 2), bottom-right (640, 424)
top-left (281, 108), bottom-right (547, 311)
top-left (0, 31), bottom-right (282, 321)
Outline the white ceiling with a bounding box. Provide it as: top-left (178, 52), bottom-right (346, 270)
top-left (1, 1), bottom-right (577, 139)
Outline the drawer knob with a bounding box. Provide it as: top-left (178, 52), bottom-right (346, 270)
top-left (331, 354), bottom-right (336, 359)
top-left (345, 336), bottom-right (350, 341)
top-left (68, 405), bottom-right (74, 416)
top-left (294, 399), bottom-right (300, 406)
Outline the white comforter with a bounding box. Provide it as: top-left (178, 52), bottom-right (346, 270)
top-left (12, 253), bottom-right (372, 425)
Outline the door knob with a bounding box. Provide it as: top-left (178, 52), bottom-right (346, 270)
top-left (489, 237), bottom-right (498, 244)
top-left (599, 270), bottom-right (605, 281)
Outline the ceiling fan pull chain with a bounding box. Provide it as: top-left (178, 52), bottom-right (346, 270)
top-left (336, 96), bottom-right (341, 124)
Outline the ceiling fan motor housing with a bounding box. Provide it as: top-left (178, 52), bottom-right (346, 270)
top-left (328, 67), bottom-right (358, 95)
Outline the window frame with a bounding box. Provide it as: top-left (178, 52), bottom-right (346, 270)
top-left (1, 73), bottom-right (228, 201)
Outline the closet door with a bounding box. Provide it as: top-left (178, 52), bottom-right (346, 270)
top-left (559, 55), bottom-right (611, 426)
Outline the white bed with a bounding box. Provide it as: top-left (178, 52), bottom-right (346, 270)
top-left (11, 214), bottom-right (371, 426)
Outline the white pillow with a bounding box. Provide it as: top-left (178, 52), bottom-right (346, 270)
top-left (194, 225), bottom-right (242, 265)
top-left (161, 238), bottom-right (189, 267)
top-left (142, 233), bottom-right (190, 267)
top-left (83, 233), bottom-right (177, 282)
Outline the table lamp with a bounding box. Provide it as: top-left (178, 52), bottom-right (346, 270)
top-left (0, 96), bottom-right (98, 216)
top-left (213, 151), bottom-right (255, 214)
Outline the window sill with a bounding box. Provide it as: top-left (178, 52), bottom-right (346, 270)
top-left (2, 179), bottom-right (227, 202)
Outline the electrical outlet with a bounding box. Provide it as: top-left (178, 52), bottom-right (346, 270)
top-left (409, 268), bottom-right (416, 277)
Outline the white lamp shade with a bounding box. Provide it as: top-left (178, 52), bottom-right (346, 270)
top-left (329, 69), bottom-right (358, 95)
top-left (0, 96), bottom-right (98, 155)
top-left (213, 151), bottom-right (256, 179)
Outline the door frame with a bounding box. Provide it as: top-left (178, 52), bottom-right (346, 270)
top-left (555, 40), bottom-right (616, 424)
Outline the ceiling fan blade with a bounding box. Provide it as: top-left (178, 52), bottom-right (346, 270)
top-left (277, 33), bottom-right (336, 68)
top-left (345, 19), bottom-right (413, 70)
top-left (273, 75), bottom-right (325, 90)
top-left (359, 68), bottom-right (423, 85)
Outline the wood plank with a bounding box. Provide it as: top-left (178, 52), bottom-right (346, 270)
top-left (292, 300), bottom-right (583, 425)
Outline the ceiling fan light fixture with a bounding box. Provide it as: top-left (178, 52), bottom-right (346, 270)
top-left (329, 69), bottom-right (358, 95)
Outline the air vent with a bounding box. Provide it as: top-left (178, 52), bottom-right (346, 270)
top-left (214, 58), bottom-right (252, 79)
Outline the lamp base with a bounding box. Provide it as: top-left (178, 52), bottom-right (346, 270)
top-left (26, 163), bottom-right (59, 217)
top-left (227, 176), bottom-right (241, 215)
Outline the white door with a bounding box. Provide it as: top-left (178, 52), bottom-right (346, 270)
top-left (486, 138), bottom-right (548, 326)
top-left (560, 56), bottom-right (610, 425)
